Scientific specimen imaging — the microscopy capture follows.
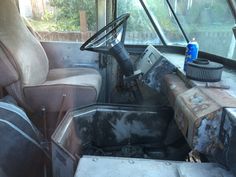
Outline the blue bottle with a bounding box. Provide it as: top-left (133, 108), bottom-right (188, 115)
top-left (184, 38), bottom-right (199, 71)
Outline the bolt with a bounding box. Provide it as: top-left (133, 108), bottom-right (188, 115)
top-left (128, 160), bottom-right (135, 164)
top-left (92, 158), bottom-right (98, 162)
top-left (165, 162), bottom-right (171, 166)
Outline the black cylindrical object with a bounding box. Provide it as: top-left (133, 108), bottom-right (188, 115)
top-left (109, 42), bottom-right (134, 77)
top-left (186, 58), bottom-right (223, 82)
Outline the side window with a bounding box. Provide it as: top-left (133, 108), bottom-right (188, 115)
top-left (117, 0), bottom-right (162, 45)
top-left (19, 0), bottom-right (97, 42)
top-left (169, 0), bottom-right (236, 60)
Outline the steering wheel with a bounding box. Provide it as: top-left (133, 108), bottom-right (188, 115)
top-left (80, 13), bottom-right (130, 54)
top-left (81, 13), bottom-right (143, 102)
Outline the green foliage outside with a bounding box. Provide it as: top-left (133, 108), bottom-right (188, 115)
top-left (175, 0), bottom-right (234, 34)
top-left (26, 0), bottom-right (234, 58)
top-left (118, 0), bottom-right (234, 44)
top-left (118, 0), bottom-right (185, 43)
top-left (119, 0), bottom-right (233, 32)
top-left (29, 0), bottom-right (234, 35)
top-left (49, 0), bottom-right (96, 31)
top-left (29, 0), bottom-right (96, 32)
top-left (28, 10), bottom-right (58, 31)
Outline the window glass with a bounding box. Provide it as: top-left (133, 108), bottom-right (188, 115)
top-left (19, 0), bottom-right (97, 42)
top-left (142, 0), bottom-right (187, 45)
top-left (117, 0), bottom-right (162, 45)
top-left (168, 0), bottom-right (236, 60)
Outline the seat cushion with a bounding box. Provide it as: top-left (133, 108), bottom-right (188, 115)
top-left (23, 67), bottom-right (102, 112)
top-left (46, 67), bottom-right (101, 92)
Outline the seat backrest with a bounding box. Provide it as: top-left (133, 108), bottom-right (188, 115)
top-left (0, 0), bottom-right (49, 86)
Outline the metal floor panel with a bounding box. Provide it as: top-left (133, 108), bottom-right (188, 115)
top-left (74, 156), bottom-right (234, 177)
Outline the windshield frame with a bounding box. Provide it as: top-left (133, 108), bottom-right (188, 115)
top-left (227, 0), bottom-right (236, 20)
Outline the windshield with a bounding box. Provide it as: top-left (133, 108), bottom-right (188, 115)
top-left (117, 0), bottom-right (163, 45)
top-left (148, 0), bottom-right (236, 60)
top-left (118, 0), bottom-right (236, 60)
top-left (141, 0), bottom-right (187, 45)
top-left (170, 0), bottom-right (236, 59)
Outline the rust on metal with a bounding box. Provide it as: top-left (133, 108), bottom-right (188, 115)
top-left (174, 87), bottom-right (223, 154)
top-left (162, 74), bottom-right (188, 107)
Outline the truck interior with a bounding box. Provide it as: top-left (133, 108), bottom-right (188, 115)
top-left (0, 0), bottom-right (236, 177)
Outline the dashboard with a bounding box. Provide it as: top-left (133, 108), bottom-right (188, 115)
top-left (136, 45), bottom-right (236, 174)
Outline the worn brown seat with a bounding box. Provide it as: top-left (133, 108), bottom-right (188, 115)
top-left (0, 0), bottom-right (102, 113)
